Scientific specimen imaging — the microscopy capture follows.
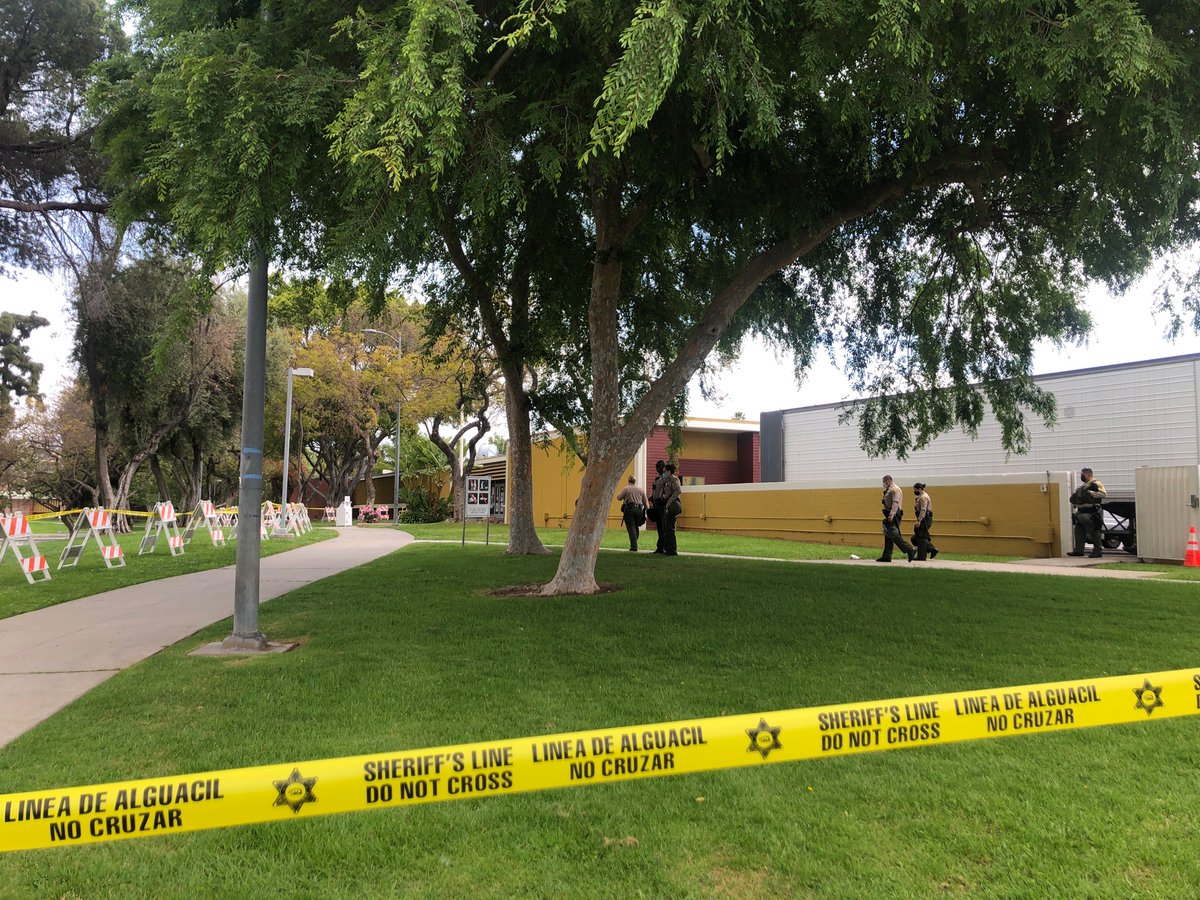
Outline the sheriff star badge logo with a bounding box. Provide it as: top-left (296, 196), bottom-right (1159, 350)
top-left (273, 768), bottom-right (318, 813)
top-left (746, 718), bottom-right (782, 758)
top-left (1133, 678), bottom-right (1164, 716)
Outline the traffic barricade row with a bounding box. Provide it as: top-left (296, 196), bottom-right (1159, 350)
top-left (1, 501), bottom-right (321, 585)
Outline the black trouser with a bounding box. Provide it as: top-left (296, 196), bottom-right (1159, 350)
top-left (881, 517), bottom-right (914, 560)
top-left (1073, 508), bottom-right (1103, 553)
top-left (653, 504), bottom-right (665, 552)
top-left (661, 500), bottom-right (680, 554)
top-left (913, 520), bottom-right (936, 560)
top-left (623, 510), bottom-right (640, 550)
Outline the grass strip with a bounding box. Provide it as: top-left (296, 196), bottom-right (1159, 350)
top-left (1, 544), bottom-right (1198, 895)
top-left (0, 526), bottom-right (335, 620)
top-left (393, 521), bottom-right (1012, 563)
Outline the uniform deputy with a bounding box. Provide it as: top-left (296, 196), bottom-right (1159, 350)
top-left (912, 482), bottom-right (938, 561)
top-left (877, 475), bottom-right (916, 563)
top-left (1068, 467), bottom-right (1107, 558)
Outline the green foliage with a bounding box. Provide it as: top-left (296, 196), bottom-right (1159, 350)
top-left (98, 0), bottom-right (1200, 475)
top-left (0, 0), bottom-right (124, 272)
top-left (397, 488), bottom-right (452, 523)
top-left (92, 0), bottom-right (356, 270)
top-left (0, 311), bottom-right (48, 403)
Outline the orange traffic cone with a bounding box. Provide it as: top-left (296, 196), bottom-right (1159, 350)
top-left (1186, 526), bottom-right (1200, 567)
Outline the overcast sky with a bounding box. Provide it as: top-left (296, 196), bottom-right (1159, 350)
top-left (7, 265), bottom-right (1200, 420)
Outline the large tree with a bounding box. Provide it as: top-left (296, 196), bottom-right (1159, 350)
top-left (330, 0), bottom-right (1200, 594)
top-left (93, 0), bottom-right (568, 558)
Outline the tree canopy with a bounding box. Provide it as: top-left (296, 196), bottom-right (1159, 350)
top-left (327, 0), bottom-right (1199, 591)
top-left (94, 1), bottom-right (1200, 592)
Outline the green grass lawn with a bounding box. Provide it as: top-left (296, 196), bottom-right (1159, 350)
top-left (396, 520), bottom-right (1010, 562)
top-left (1, 544), bottom-right (1198, 895)
top-left (24, 517), bottom-right (71, 535)
top-left (0, 525), bottom-right (335, 620)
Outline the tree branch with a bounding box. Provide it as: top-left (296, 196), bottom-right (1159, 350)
top-left (0, 197), bottom-right (110, 214)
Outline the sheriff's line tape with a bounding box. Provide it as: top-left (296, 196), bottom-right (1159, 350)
top-left (24, 510), bottom-right (84, 522)
top-left (2, 667), bottom-right (1195, 853)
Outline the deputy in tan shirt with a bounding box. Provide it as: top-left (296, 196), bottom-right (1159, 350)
top-left (877, 474), bottom-right (916, 562)
top-left (616, 477), bottom-right (649, 551)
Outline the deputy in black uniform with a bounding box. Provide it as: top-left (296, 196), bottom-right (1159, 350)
top-left (912, 482), bottom-right (938, 561)
top-left (649, 459), bottom-right (668, 553)
top-left (659, 464), bottom-right (682, 556)
top-left (1068, 467), bottom-right (1107, 558)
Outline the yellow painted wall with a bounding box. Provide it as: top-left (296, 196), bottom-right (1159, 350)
top-left (528, 435), bottom-right (1062, 557)
top-left (673, 482), bottom-right (1063, 557)
top-left (531, 438), bottom-right (637, 529)
top-left (353, 474), bottom-right (451, 507)
top-left (678, 431), bottom-right (738, 462)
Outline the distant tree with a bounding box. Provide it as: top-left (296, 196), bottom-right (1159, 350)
top-left (420, 336), bottom-right (498, 522)
top-left (395, 428), bottom-right (451, 523)
top-left (0, 308), bottom-right (50, 505)
top-left (485, 434), bottom-right (508, 457)
top-left (286, 325), bottom-right (404, 504)
top-left (12, 379), bottom-right (97, 509)
top-left (0, 310), bottom-right (48, 405)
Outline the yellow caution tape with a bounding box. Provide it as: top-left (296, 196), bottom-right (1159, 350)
top-left (24, 510), bottom-right (84, 522)
top-left (27, 509), bottom-right (158, 521)
top-left (2, 667), bottom-right (1195, 853)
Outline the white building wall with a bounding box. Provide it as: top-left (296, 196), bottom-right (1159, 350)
top-left (781, 356), bottom-right (1200, 495)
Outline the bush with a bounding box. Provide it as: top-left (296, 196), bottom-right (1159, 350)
top-left (398, 489), bottom-right (451, 523)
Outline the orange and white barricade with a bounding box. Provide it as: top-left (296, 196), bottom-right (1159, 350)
top-left (59, 508), bottom-right (125, 570)
top-left (260, 501), bottom-right (280, 539)
top-left (139, 501), bottom-right (186, 556)
top-left (182, 499), bottom-right (226, 547)
top-left (0, 513), bottom-right (51, 584)
top-left (284, 503), bottom-right (311, 537)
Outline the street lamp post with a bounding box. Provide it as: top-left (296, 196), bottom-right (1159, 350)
top-left (277, 366), bottom-right (314, 535)
top-left (363, 328), bottom-right (402, 524)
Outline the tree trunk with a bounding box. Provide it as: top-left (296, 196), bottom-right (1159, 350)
top-left (539, 453), bottom-right (626, 595)
top-left (542, 187), bottom-right (627, 594)
top-left (364, 449), bottom-right (377, 504)
top-left (449, 456), bottom-right (463, 522)
top-left (112, 455), bottom-right (146, 533)
top-left (92, 421), bottom-right (112, 509)
top-left (149, 453), bottom-right (171, 502)
top-left (87, 380), bottom-right (116, 510)
top-left (502, 376), bottom-right (547, 554)
top-left (189, 436), bottom-right (204, 508)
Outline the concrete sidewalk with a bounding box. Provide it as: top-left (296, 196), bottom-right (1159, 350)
top-left (447, 539), bottom-right (1166, 580)
top-left (0, 527), bottom-right (411, 748)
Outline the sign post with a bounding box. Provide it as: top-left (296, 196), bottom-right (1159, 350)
top-left (462, 475), bottom-right (492, 546)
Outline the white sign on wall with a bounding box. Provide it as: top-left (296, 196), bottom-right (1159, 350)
top-left (465, 476), bottom-right (491, 519)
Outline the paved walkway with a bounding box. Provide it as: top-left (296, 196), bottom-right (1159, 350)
top-left (0, 527), bottom-right (410, 748)
top-left (446, 540), bottom-right (1165, 581)
top-left (667, 551), bottom-right (1160, 579)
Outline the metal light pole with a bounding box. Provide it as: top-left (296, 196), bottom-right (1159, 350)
top-left (363, 328), bottom-right (402, 523)
top-left (276, 366), bottom-right (314, 536)
top-left (227, 241), bottom-right (269, 650)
